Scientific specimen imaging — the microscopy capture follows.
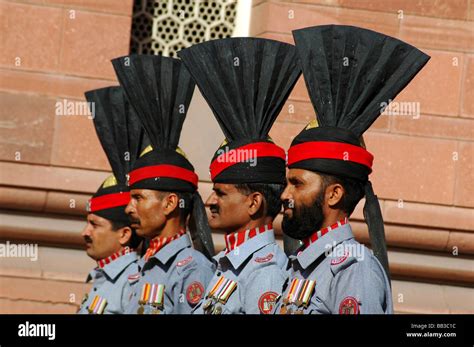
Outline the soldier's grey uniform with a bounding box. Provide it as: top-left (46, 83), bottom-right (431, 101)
top-left (276, 222), bottom-right (393, 314)
top-left (77, 251), bottom-right (139, 314)
top-left (125, 233), bottom-right (215, 314)
top-left (193, 227), bottom-right (288, 314)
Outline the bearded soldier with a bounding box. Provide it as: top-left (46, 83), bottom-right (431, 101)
top-left (276, 25), bottom-right (430, 314)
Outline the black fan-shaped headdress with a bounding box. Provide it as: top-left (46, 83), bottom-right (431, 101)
top-left (178, 37), bottom-right (301, 184)
top-left (288, 25), bottom-right (430, 278)
top-left (112, 55), bottom-right (214, 259)
top-left (85, 86), bottom-right (145, 224)
top-left (112, 55), bottom-right (197, 192)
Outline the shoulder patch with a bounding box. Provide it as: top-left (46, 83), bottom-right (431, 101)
top-left (254, 253), bottom-right (274, 263)
top-left (127, 272), bottom-right (141, 284)
top-left (186, 281), bottom-right (204, 306)
top-left (329, 245), bottom-right (358, 277)
top-left (330, 249), bottom-right (349, 265)
top-left (258, 291), bottom-right (279, 314)
top-left (338, 296), bottom-right (360, 314)
top-left (177, 256), bottom-right (193, 267)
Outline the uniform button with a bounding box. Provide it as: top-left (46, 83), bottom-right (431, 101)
top-left (217, 272), bottom-right (221, 276)
top-left (93, 288), bottom-right (97, 291)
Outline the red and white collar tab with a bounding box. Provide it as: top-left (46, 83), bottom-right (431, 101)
top-left (225, 223), bottom-right (273, 253)
top-left (97, 246), bottom-right (134, 268)
top-left (303, 218), bottom-right (348, 249)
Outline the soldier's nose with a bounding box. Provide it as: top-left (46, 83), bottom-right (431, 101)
top-left (206, 192), bottom-right (217, 205)
top-left (81, 224), bottom-right (91, 238)
top-left (125, 201), bottom-right (134, 215)
top-left (281, 186), bottom-right (291, 202)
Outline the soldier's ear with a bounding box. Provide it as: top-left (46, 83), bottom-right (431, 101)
top-left (163, 192), bottom-right (179, 217)
top-left (117, 226), bottom-right (133, 247)
top-left (326, 183), bottom-right (344, 208)
top-left (247, 192), bottom-right (264, 218)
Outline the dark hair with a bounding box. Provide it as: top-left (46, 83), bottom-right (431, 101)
top-left (234, 183), bottom-right (285, 219)
top-left (110, 219), bottom-right (143, 249)
top-left (155, 190), bottom-right (193, 222)
top-left (319, 173), bottom-right (366, 216)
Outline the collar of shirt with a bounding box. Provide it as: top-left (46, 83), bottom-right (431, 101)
top-left (88, 250), bottom-right (138, 282)
top-left (96, 246), bottom-right (133, 268)
top-left (302, 217), bottom-right (348, 248)
top-left (292, 220), bottom-right (354, 270)
top-left (144, 229), bottom-right (186, 261)
top-left (151, 232), bottom-right (192, 265)
top-left (215, 226), bottom-right (276, 270)
top-left (224, 223), bottom-right (273, 252)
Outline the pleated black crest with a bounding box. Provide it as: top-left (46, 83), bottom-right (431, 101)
top-left (293, 25), bottom-right (430, 137)
top-left (85, 86), bottom-right (145, 185)
top-left (112, 55), bottom-right (195, 150)
top-left (178, 37), bottom-right (302, 142)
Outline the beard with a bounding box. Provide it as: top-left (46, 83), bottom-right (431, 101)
top-left (281, 191), bottom-right (325, 240)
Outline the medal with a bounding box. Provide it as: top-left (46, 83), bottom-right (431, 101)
top-left (203, 298), bottom-right (214, 312)
top-left (202, 277), bottom-right (237, 313)
top-left (283, 278), bottom-right (316, 310)
top-left (212, 305), bottom-right (223, 314)
top-left (87, 295), bottom-right (107, 314)
top-left (138, 283), bottom-right (165, 313)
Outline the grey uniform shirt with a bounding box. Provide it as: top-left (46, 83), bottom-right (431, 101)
top-left (77, 251), bottom-right (139, 314)
top-left (125, 233), bottom-right (215, 314)
top-left (193, 228), bottom-right (288, 314)
top-left (276, 222), bottom-right (393, 314)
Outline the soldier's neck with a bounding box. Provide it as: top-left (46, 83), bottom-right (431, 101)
top-left (153, 217), bottom-right (185, 239)
top-left (229, 216), bottom-right (273, 234)
top-left (321, 210), bottom-right (348, 230)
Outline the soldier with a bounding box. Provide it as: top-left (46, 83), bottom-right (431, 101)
top-left (112, 55), bottom-right (215, 314)
top-left (276, 25), bottom-right (430, 314)
top-left (178, 37), bottom-right (301, 314)
top-left (78, 86), bottom-right (144, 314)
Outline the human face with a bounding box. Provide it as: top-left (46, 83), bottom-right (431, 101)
top-left (280, 169), bottom-right (325, 240)
top-left (125, 189), bottom-right (166, 239)
top-left (206, 183), bottom-right (251, 233)
top-left (81, 213), bottom-right (122, 261)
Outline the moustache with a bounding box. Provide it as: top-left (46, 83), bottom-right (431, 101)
top-left (282, 199), bottom-right (294, 211)
top-left (209, 204), bottom-right (219, 214)
top-left (128, 216), bottom-right (140, 225)
top-left (83, 236), bottom-right (92, 243)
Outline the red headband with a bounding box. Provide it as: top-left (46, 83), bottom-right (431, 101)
top-left (128, 164), bottom-right (199, 188)
top-left (209, 142), bottom-right (286, 181)
top-left (287, 141), bottom-right (373, 170)
top-left (87, 192), bottom-right (131, 213)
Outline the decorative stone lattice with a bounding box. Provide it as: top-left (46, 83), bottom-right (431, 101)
top-left (130, 0), bottom-right (237, 57)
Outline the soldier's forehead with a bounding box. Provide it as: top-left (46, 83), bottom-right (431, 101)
top-left (287, 169), bottom-right (321, 182)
